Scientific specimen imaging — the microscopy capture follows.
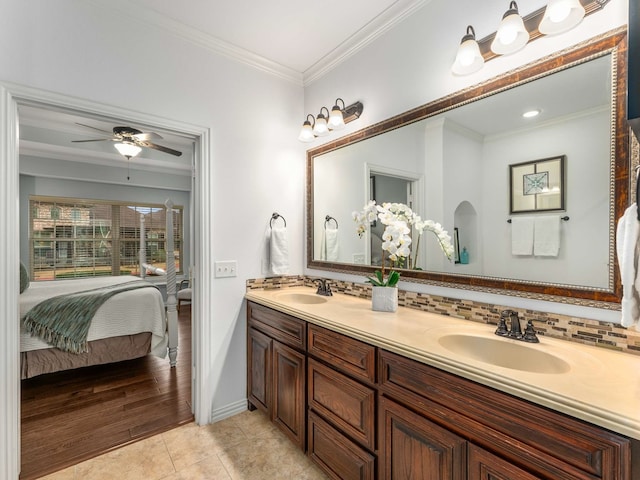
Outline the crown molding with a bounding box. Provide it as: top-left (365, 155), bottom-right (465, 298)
top-left (85, 0), bottom-right (304, 86)
top-left (303, 0), bottom-right (433, 85)
top-left (85, 0), bottom-right (432, 88)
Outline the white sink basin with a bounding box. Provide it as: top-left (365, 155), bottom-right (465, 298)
top-left (438, 334), bottom-right (571, 374)
top-left (274, 293), bottom-right (328, 305)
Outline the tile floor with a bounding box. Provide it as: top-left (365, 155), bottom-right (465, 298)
top-left (37, 410), bottom-right (328, 480)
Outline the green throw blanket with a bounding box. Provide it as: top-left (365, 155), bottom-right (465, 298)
top-left (23, 280), bottom-right (157, 354)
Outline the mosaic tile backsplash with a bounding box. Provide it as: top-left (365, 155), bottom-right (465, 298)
top-left (246, 275), bottom-right (640, 357)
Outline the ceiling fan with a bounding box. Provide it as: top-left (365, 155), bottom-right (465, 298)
top-left (72, 123), bottom-right (183, 157)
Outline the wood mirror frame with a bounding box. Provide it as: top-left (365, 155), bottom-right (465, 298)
top-left (306, 29), bottom-right (630, 309)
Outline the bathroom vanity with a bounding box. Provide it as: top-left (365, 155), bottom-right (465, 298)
top-left (246, 287), bottom-right (640, 480)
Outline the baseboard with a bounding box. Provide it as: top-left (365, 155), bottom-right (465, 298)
top-left (210, 399), bottom-right (247, 423)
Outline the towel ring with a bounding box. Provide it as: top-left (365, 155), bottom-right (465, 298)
top-left (324, 215), bottom-right (338, 229)
top-left (507, 216), bottom-right (569, 223)
top-left (270, 212), bottom-right (287, 228)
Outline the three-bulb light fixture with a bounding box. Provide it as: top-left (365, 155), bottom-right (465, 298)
top-left (452, 0), bottom-right (591, 75)
top-left (298, 98), bottom-right (364, 142)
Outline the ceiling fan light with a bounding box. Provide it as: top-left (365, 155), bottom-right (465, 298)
top-left (491, 2), bottom-right (529, 55)
top-left (114, 142), bottom-right (142, 158)
top-left (452, 26), bottom-right (484, 75)
top-left (539, 0), bottom-right (585, 35)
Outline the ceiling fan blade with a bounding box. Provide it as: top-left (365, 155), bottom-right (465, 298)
top-left (71, 138), bottom-right (112, 143)
top-left (75, 122), bottom-right (114, 135)
top-left (134, 131), bottom-right (163, 141)
top-left (138, 141), bottom-right (183, 157)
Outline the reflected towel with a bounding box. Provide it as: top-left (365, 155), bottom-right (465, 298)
top-left (534, 215), bottom-right (561, 257)
top-left (511, 217), bottom-right (534, 255)
top-left (321, 228), bottom-right (339, 262)
top-left (616, 204), bottom-right (640, 328)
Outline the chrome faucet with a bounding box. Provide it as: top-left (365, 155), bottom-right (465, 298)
top-left (314, 278), bottom-right (333, 296)
top-left (495, 310), bottom-right (539, 343)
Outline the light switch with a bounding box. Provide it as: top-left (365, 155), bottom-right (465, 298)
top-left (215, 260), bottom-right (237, 278)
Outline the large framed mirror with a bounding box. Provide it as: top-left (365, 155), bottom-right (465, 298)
top-left (307, 29), bottom-right (631, 308)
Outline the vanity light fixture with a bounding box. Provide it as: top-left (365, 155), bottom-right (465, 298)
top-left (298, 100), bottom-right (363, 142)
top-left (313, 107), bottom-right (330, 137)
top-left (298, 114), bottom-right (316, 143)
top-left (539, 0), bottom-right (585, 35)
top-left (452, 26), bottom-right (484, 75)
top-left (491, 2), bottom-right (530, 55)
top-left (328, 98), bottom-right (346, 130)
top-left (453, 0), bottom-right (609, 75)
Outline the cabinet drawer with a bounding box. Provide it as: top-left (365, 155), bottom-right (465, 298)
top-left (308, 358), bottom-right (376, 451)
top-left (308, 324), bottom-right (376, 383)
top-left (379, 349), bottom-right (631, 480)
top-left (308, 410), bottom-right (375, 480)
top-left (248, 302), bottom-right (306, 350)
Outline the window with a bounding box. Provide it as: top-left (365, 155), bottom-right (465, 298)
top-left (29, 197), bottom-right (183, 281)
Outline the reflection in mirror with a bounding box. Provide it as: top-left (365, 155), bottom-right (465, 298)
top-left (308, 30), bottom-right (629, 307)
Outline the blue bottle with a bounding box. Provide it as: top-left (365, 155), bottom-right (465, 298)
top-left (460, 247), bottom-right (469, 264)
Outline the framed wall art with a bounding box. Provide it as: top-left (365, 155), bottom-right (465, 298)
top-left (509, 155), bottom-right (565, 214)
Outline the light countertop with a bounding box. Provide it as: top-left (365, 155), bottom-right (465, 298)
top-left (245, 286), bottom-right (640, 440)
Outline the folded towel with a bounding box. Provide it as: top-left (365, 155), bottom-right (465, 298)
top-left (534, 215), bottom-right (561, 257)
top-left (321, 228), bottom-right (339, 262)
top-left (269, 226), bottom-right (289, 275)
top-left (511, 217), bottom-right (534, 255)
top-left (616, 204), bottom-right (640, 328)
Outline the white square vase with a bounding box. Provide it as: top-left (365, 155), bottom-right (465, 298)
top-left (371, 286), bottom-right (398, 312)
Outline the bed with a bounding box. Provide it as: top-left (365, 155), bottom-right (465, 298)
top-left (19, 199), bottom-right (179, 379)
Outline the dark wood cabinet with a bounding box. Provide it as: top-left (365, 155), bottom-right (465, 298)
top-left (247, 326), bottom-right (271, 412)
top-left (379, 349), bottom-right (633, 480)
top-left (246, 301), bottom-right (636, 479)
top-left (379, 396), bottom-right (466, 480)
top-left (308, 410), bottom-right (376, 480)
top-left (247, 302), bottom-right (306, 449)
top-left (272, 340), bottom-right (306, 447)
top-left (467, 445), bottom-right (540, 480)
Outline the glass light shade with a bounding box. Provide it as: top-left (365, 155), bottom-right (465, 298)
top-left (298, 121), bottom-right (315, 142)
top-left (328, 106), bottom-right (345, 130)
top-left (313, 115), bottom-right (330, 137)
top-left (539, 0), bottom-right (585, 35)
top-left (491, 8), bottom-right (529, 55)
top-left (452, 36), bottom-right (484, 75)
top-left (114, 142), bottom-right (142, 158)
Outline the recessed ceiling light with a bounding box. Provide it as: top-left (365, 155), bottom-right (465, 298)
top-left (522, 109), bottom-right (541, 118)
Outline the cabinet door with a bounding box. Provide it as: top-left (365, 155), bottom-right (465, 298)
top-left (247, 327), bottom-right (271, 413)
top-left (379, 397), bottom-right (466, 480)
top-left (468, 444), bottom-right (541, 480)
top-left (273, 340), bottom-right (306, 449)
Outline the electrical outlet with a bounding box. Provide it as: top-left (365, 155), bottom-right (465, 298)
top-left (353, 253), bottom-right (365, 264)
top-left (214, 260), bottom-right (237, 278)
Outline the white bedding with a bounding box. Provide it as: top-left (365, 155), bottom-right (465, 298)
top-left (20, 276), bottom-right (168, 357)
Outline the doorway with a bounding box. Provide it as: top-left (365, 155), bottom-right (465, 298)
top-left (0, 83), bottom-right (213, 477)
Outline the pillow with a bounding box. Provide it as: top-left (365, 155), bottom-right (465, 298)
top-left (20, 262), bottom-right (30, 293)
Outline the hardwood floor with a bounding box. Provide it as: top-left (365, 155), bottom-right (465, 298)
top-left (20, 307), bottom-right (193, 480)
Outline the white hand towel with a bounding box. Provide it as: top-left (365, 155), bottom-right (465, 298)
top-left (511, 217), bottom-right (534, 255)
top-left (616, 203), bottom-right (640, 327)
top-left (269, 226), bottom-right (290, 275)
top-left (321, 228), bottom-right (339, 262)
top-left (534, 215), bottom-right (561, 257)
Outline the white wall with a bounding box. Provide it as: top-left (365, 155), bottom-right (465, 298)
top-left (0, 0), bottom-right (304, 458)
top-left (304, 0), bottom-right (627, 323)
